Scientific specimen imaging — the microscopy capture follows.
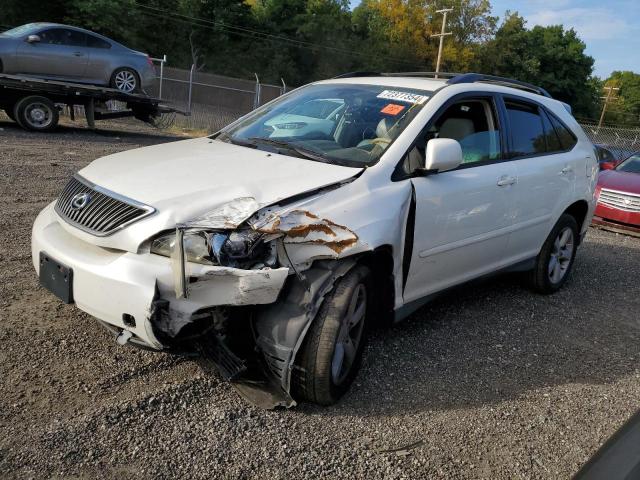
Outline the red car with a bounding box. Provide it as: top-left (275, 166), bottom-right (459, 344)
top-left (593, 152), bottom-right (640, 235)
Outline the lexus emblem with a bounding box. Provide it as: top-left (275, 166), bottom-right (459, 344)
top-left (70, 192), bottom-right (91, 210)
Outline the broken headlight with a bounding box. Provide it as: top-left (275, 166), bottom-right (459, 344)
top-left (150, 229), bottom-right (273, 268)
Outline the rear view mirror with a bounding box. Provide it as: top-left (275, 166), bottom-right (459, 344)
top-left (420, 138), bottom-right (462, 174)
top-left (27, 34), bottom-right (41, 43)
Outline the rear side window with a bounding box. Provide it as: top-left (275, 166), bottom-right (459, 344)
top-left (540, 110), bottom-right (562, 152)
top-left (548, 112), bottom-right (577, 151)
top-left (505, 100), bottom-right (545, 157)
top-left (86, 34), bottom-right (111, 49)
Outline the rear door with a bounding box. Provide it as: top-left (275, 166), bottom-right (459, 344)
top-left (501, 97), bottom-right (579, 260)
top-left (16, 28), bottom-right (90, 78)
top-left (403, 93), bottom-right (518, 303)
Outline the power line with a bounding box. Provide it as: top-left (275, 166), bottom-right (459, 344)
top-left (133, 2), bottom-right (421, 68)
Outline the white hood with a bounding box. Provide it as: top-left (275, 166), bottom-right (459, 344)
top-left (70, 137), bottom-right (361, 250)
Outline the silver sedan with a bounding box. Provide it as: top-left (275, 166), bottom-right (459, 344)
top-left (0, 23), bottom-right (156, 93)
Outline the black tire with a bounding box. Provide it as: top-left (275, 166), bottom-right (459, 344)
top-left (293, 265), bottom-right (372, 405)
top-left (110, 67), bottom-right (140, 93)
top-left (14, 96), bottom-right (59, 132)
top-left (529, 213), bottom-right (579, 294)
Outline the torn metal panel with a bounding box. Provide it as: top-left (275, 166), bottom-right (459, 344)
top-left (252, 209), bottom-right (363, 255)
top-left (187, 266), bottom-right (288, 305)
top-left (253, 259), bottom-right (357, 400)
top-left (183, 197), bottom-right (262, 229)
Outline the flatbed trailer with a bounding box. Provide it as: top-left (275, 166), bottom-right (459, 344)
top-left (0, 73), bottom-right (183, 131)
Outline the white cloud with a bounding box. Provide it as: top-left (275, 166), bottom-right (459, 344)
top-left (526, 7), bottom-right (631, 40)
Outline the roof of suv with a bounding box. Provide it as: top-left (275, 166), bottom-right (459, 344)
top-left (320, 71), bottom-right (571, 112)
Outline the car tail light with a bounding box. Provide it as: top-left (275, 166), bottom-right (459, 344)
top-left (146, 56), bottom-right (154, 67)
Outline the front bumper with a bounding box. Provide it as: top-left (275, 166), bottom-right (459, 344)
top-left (32, 203), bottom-right (288, 349)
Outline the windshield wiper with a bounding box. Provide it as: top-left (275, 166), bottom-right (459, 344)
top-left (246, 137), bottom-right (332, 163)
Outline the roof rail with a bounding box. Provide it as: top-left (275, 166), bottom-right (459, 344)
top-left (447, 73), bottom-right (552, 98)
top-left (332, 71), bottom-right (381, 79)
top-left (331, 71), bottom-right (552, 99)
top-left (383, 71), bottom-right (461, 78)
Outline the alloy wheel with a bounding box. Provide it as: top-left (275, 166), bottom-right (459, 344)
top-left (114, 70), bottom-right (137, 93)
top-left (331, 283), bottom-right (367, 385)
top-left (548, 226), bottom-right (574, 283)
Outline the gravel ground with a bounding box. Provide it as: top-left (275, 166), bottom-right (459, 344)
top-left (1, 115), bottom-right (639, 479)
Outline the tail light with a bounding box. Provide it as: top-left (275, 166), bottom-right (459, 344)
top-left (146, 56), bottom-right (154, 67)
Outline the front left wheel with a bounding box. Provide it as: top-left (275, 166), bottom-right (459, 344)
top-left (293, 265), bottom-right (372, 405)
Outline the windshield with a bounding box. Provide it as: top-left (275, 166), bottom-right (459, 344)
top-left (616, 153), bottom-right (640, 174)
top-left (2, 24), bottom-right (38, 38)
top-left (217, 83), bottom-right (432, 167)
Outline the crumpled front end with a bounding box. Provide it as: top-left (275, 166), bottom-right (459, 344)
top-left (32, 170), bottom-right (382, 408)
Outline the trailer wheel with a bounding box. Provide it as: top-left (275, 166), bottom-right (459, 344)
top-left (110, 68), bottom-right (140, 93)
top-left (14, 96), bottom-right (59, 132)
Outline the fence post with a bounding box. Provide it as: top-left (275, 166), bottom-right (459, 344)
top-left (158, 54), bottom-right (167, 99)
top-left (187, 64), bottom-right (195, 115)
top-left (280, 78), bottom-right (286, 96)
top-left (254, 73), bottom-right (261, 109)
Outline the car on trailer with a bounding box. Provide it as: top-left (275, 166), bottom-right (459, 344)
top-left (31, 72), bottom-right (597, 408)
top-left (0, 73), bottom-right (177, 131)
top-left (0, 23), bottom-right (155, 93)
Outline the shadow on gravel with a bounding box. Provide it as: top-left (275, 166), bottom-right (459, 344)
top-left (0, 118), bottom-right (183, 144)
top-left (305, 239), bottom-right (640, 416)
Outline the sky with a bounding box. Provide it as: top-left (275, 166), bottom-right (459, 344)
top-left (348, 0), bottom-right (640, 79)
top-left (490, 0), bottom-right (640, 78)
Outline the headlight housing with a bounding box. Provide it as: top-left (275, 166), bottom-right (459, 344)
top-left (150, 229), bottom-right (274, 268)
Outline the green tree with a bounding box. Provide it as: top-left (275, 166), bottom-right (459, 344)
top-left (479, 12), bottom-right (597, 117)
top-left (604, 71), bottom-right (640, 126)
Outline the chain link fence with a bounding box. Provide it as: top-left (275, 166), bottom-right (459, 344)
top-left (578, 122), bottom-right (639, 158)
top-left (150, 67), bottom-right (285, 132)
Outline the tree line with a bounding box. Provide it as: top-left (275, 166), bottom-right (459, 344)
top-left (1, 0), bottom-right (638, 124)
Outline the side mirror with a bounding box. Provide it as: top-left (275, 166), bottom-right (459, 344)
top-left (27, 34), bottom-right (41, 43)
top-left (416, 138), bottom-right (462, 175)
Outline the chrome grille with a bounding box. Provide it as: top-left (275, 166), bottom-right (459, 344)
top-left (598, 189), bottom-right (640, 213)
top-left (55, 175), bottom-right (155, 236)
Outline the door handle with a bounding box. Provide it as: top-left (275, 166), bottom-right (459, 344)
top-left (497, 176), bottom-right (517, 187)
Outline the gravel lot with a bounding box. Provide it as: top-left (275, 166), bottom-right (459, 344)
top-left (1, 115), bottom-right (639, 479)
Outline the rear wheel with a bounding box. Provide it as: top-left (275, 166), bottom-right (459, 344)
top-left (293, 265), bottom-right (372, 405)
top-left (529, 214), bottom-right (578, 294)
top-left (13, 96), bottom-right (59, 132)
top-left (110, 67), bottom-right (139, 93)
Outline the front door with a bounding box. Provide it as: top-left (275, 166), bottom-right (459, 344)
top-left (17, 28), bottom-right (89, 79)
top-left (403, 95), bottom-right (517, 303)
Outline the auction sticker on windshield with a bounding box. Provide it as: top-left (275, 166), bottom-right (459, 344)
top-left (376, 90), bottom-right (429, 104)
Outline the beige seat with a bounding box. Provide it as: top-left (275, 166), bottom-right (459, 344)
top-left (438, 118), bottom-right (475, 141)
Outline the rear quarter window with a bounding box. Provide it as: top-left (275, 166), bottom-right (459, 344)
top-left (86, 34), bottom-right (111, 49)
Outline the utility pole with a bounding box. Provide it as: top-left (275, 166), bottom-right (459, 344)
top-left (597, 84), bottom-right (620, 130)
top-left (431, 8), bottom-right (453, 78)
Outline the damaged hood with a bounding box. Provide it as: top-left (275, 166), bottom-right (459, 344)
top-left (78, 137), bottom-right (362, 228)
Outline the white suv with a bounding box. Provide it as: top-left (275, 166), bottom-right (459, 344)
top-left (31, 73), bottom-right (598, 407)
